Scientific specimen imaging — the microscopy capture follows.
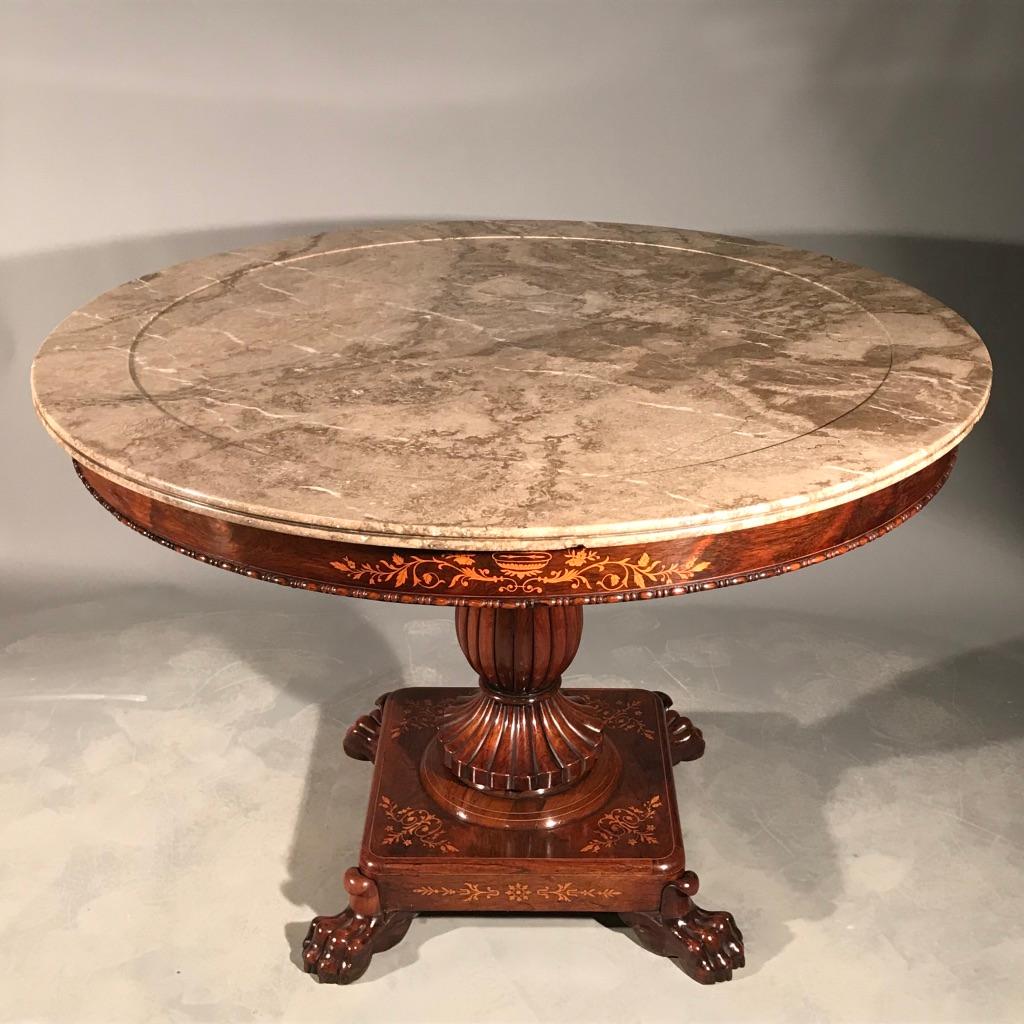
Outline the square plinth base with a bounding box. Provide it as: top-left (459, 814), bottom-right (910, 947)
top-left (304, 686), bottom-right (745, 985)
top-left (361, 687), bottom-right (684, 913)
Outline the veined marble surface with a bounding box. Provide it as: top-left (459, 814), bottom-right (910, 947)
top-left (31, 221), bottom-right (991, 550)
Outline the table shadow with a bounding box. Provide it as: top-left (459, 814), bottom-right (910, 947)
top-left (579, 605), bottom-right (1024, 978)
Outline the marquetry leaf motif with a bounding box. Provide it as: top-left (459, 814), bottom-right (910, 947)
top-left (570, 694), bottom-right (655, 740)
top-left (580, 795), bottom-right (662, 854)
top-left (379, 795), bottom-right (458, 853)
top-left (535, 883), bottom-right (623, 902)
top-left (389, 697), bottom-right (448, 739)
top-left (329, 548), bottom-right (711, 596)
top-left (412, 883), bottom-right (498, 902)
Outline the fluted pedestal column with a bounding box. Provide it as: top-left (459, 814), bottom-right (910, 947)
top-left (437, 604), bottom-right (604, 794)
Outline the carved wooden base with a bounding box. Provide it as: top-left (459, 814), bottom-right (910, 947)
top-left (422, 731), bottom-right (623, 829)
top-left (304, 686), bottom-right (745, 984)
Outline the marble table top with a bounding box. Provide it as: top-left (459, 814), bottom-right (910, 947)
top-left (32, 221), bottom-right (991, 551)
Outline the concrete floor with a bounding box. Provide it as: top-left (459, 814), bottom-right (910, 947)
top-left (2, 558), bottom-right (1022, 1023)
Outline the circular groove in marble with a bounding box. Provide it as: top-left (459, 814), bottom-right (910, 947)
top-left (31, 221), bottom-right (991, 550)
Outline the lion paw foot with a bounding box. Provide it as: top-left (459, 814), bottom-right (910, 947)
top-left (666, 901), bottom-right (745, 983)
top-left (622, 870), bottom-right (744, 984)
top-left (303, 908), bottom-right (377, 983)
top-left (302, 866), bottom-right (414, 984)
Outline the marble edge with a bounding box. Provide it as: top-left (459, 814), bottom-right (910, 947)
top-left (45, 381), bottom-right (986, 554)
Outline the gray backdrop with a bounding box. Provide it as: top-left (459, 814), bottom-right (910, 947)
top-left (2, 4), bottom-right (1021, 1023)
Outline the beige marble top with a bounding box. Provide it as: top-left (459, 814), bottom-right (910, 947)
top-left (32, 221), bottom-right (991, 551)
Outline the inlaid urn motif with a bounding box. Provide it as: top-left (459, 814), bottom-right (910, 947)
top-left (491, 551), bottom-right (553, 577)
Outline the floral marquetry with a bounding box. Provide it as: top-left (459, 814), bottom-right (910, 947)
top-left (388, 697), bottom-right (448, 740)
top-left (76, 449), bottom-right (958, 609)
top-left (571, 694), bottom-right (657, 740)
top-left (505, 883), bottom-right (531, 903)
top-left (581, 795), bottom-right (663, 854)
top-left (330, 546), bottom-right (711, 598)
top-left (379, 796), bottom-right (458, 854)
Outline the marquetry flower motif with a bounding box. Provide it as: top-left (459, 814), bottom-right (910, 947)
top-left (505, 883), bottom-right (531, 903)
top-left (330, 547), bottom-right (711, 596)
top-left (379, 795), bottom-right (458, 853)
top-left (569, 694), bottom-right (655, 740)
top-left (580, 795), bottom-right (662, 854)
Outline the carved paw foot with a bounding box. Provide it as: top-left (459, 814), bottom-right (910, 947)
top-left (622, 871), bottom-right (744, 984)
top-left (663, 897), bottom-right (744, 984)
top-left (302, 867), bottom-right (414, 984)
top-left (343, 694), bottom-right (388, 762)
top-left (655, 691), bottom-right (705, 763)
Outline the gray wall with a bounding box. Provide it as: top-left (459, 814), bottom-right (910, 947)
top-left (2, 4), bottom-right (1022, 1021)
top-left (4, 0), bottom-right (1024, 258)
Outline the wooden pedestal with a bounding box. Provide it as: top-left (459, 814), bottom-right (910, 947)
top-left (303, 686), bottom-right (743, 985)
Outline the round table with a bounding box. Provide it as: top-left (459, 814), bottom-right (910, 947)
top-left (32, 221), bottom-right (991, 985)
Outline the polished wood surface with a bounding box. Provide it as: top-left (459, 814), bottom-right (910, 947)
top-left (422, 733), bottom-right (622, 830)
